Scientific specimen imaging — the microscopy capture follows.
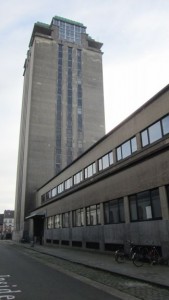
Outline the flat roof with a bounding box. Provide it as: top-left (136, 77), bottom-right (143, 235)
top-left (52, 15), bottom-right (86, 28)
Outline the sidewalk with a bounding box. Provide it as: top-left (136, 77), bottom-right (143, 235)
top-left (19, 242), bottom-right (169, 289)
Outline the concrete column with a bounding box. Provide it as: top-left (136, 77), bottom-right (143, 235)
top-left (69, 211), bottom-right (73, 228)
top-left (136, 132), bottom-right (142, 151)
top-left (124, 196), bottom-right (130, 223)
top-left (159, 186), bottom-right (169, 220)
top-left (100, 202), bottom-right (104, 225)
top-left (82, 207), bottom-right (86, 249)
top-left (69, 211), bottom-right (72, 247)
top-left (113, 148), bottom-right (117, 164)
top-left (99, 203), bottom-right (105, 251)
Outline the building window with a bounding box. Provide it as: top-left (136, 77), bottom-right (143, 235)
top-left (72, 209), bottom-right (84, 227)
top-left (46, 190), bottom-right (52, 200)
top-left (84, 162), bottom-right (96, 179)
top-left (116, 137), bottom-right (137, 161)
top-left (73, 171), bottom-right (83, 185)
top-left (58, 183), bottom-right (64, 194)
top-left (77, 49), bottom-right (83, 155)
top-left (141, 115), bottom-right (169, 147)
top-left (129, 188), bottom-right (162, 222)
top-left (53, 19), bottom-right (86, 44)
top-left (104, 198), bottom-right (124, 224)
top-left (65, 177), bottom-right (73, 190)
top-left (47, 216), bottom-right (54, 229)
top-left (54, 214), bottom-right (62, 228)
top-left (67, 47), bottom-right (73, 165)
top-left (51, 187), bottom-right (57, 198)
top-left (56, 44), bottom-right (63, 174)
top-left (98, 151), bottom-right (113, 171)
top-left (86, 204), bottom-right (101, 226)
top-left (41, 194), bottom-right (46, 204)
top-left (62, 212), bottom-right (70, 228)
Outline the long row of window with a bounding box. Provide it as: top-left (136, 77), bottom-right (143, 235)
top-left (47, 187), bottom-right (163, 229)
top-left (42, 114), bottom-right (169, 204)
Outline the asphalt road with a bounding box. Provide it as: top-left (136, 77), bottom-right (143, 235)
top-left (0, 242), bottom-right (119, 300)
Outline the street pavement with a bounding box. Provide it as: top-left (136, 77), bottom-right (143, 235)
top-left (18, 241), bottom-right (169, 288)
top-left (0, 241), bottom-right (120, 300)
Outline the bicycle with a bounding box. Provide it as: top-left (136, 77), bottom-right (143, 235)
top-left (132, 245), bottom-right (161, 267)
top-left (115, 240), bottom-right (137, 263)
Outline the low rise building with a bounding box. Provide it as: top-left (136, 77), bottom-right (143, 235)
top-left (3, 210), bottom-right (14, 238)
top-left (0, 214), bottom-right (4, 237)
top-left (26, 84), bottom-right (169, 256)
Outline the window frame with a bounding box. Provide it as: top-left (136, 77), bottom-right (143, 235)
top-left (104, 198), bottom-right (125, 224)
top-left (141, 115), bottom-right (169, 148)
top-left (72, 208), bottom-right (84, 227)
top-left (47, 216), bottom-right (54, 229)
top-left (65, 177), bottom-right (73, 190)
top-left (62, 212), bottom-right (70, 228)
top-left (73, 170), bottom-right (83, 185)
top-left (98, 151), bottom-right (113, 171)
top-left (86, 204), bottom-right (101, 226)
top-left (84, 162), bottom-right (96, 179)
top-left (129, 188), bottom-right (162, 222)
top-left (116, 136), bottom-right (137, 161)
top-left (54, 214), bottom-right (62, 228)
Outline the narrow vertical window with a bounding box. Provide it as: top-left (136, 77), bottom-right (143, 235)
top-left (56, 44), bottom-right (63, 174)
top-left (77, 49), bottom-right (83, 155)
top-left (67, 47), bottom-right (73, 165)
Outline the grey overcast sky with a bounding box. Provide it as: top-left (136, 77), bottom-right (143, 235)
top-left (1, 0), bottom-right (169, 213)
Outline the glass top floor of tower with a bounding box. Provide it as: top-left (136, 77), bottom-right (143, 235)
top-left (29, 15), bottom-right (102, 50)
top-left (52, 15), bottom-right (86, 44)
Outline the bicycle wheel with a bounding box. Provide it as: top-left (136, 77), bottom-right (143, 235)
top-left (132, 252), bottom-right (144, 267)
top-left (150, 250), bottom-right (160, 265)
top-left (115, 250), bottom-right (125, 263)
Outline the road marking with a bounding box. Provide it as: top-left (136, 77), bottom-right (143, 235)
top-left (0, 276), bottom-right (21, 299)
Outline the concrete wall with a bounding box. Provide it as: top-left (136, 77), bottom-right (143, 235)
top-left (14, 28), bottom-right (105, 239)
top-left (33, 85), bottom-right (169, 256)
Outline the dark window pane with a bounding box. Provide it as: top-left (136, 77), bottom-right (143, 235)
top-left (137, 191), bottom-right (151, 220)
top-left (86, 207), bottom-right (90, 225)
top-left (129, 195), bottom-right (137, 221)
top-left (104, 203), bottom-right (109, 224)
top-left (90, 205), bottom-right (97, 225)
top-left (112, 200), bottom-right (119, 223)
top-left (109, 201), bottom-right (114, 223)
top-left (119, 199), bottom-right (125, 222)
top-left (96, 204), bottom-right (101, 224)
top-left (151, 189), bottom-right (162, 219)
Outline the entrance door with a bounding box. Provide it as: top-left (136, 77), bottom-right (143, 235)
top-left (33, 216), bottom-right (44, 245)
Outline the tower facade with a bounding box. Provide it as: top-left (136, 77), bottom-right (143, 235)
top-left (14, 16), bottom-right (105, 240)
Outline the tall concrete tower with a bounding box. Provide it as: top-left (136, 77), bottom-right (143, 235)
top-left (14, 16), bottom-right (105, 241)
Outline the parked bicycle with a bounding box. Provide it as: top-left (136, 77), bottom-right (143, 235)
top-left (132, 245), bottom-right (162, 267)
top-left (115, 240), bottom-right (137, 263)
